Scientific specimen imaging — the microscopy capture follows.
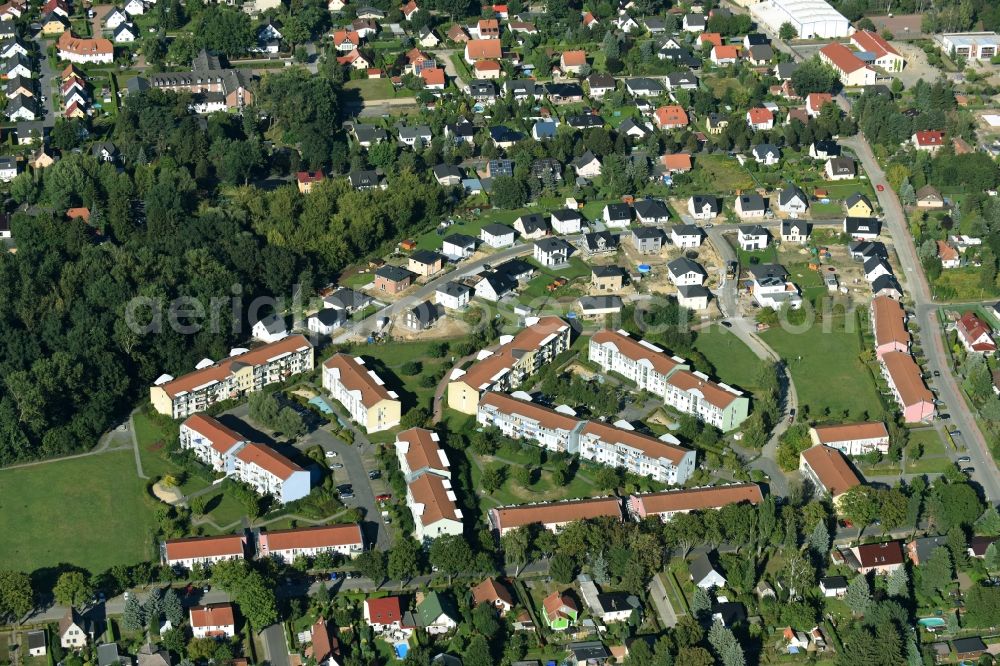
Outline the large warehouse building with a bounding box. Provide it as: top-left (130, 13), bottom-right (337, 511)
top-left (750, 0), bottom-right (852, 39)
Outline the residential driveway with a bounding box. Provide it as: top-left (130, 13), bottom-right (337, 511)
top-left (301, 424), bottom-right (391, 551)
top-left (647, 573), bottom-right (678, 628)
top-left (260, 623), bottom-right (291, 666)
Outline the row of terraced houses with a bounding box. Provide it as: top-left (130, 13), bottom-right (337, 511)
top-left (161, 524), bottom-right (364, 569)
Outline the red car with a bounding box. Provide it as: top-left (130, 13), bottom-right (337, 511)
top-left (876, 184), bottom-right (885, 192)
top-left (375, 494), bottom-right (392, 503)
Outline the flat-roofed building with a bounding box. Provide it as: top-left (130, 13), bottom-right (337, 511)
top-left (627, 483), bottom-right (763, 521)
top-left (489, 497), bottom-right (623, 537)
top-left (939, 32), bottom-right (1000, 61)
top-left (150, 336), bottom-right (314, 419)
top-left (447, 316), bottom-right (571, 414)
top-left (322, 353), bottom-right (401, 432)
top-left (257, 524), bottom-right (364, 562)
top-left (809, 422), bottom-right (889, 456)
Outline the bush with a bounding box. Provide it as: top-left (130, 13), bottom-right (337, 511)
top-left (401, 361), bottom-right (422, 375)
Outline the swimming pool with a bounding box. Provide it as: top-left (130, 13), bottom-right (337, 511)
top-left (394, 643), bottom-right (409, 659)
top-left (918, 617), bottom-right (946, 628)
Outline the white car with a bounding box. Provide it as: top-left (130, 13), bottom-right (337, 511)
top-left (324, 451), bottom-right (338, 458)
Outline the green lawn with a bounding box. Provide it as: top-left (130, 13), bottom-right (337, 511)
top-left (469, 453), bottom-right (602, 507)
top-left (342, 78), bottom-right (408, 102)
top-left (931, 267), bottom-right (1000, 301)
top-left (905, 428), bottom-right (952, 474)
top-left (687, 154), bottom-right (755, 193)
top-left (0, 451), bottom-right (157, 573)
top-left (693, 325), bottom-right (765, 393)
top-left (344, 339), bottom-right (457, 414)
top-left (133, 412), bottom-right (212, 495)
top-left (810, 201), bottom-right (843, 218)
top-left (760, 315), bottom-right (883, 420)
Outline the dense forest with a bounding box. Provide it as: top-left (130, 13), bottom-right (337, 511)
top-left (0, 68), bottom-right (450, 465)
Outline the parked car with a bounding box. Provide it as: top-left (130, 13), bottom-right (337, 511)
top-left (331, 463), bottom-right (344, 469)
top-left (325, 451), bottom-right (338, 458)
top-left (368, 470), bottom-right (381, 480)
top-left (375, 493), bottom-right (392, 502)
top-left (957, 456), bottom-right (971, 463)
top-left (876, 184), bottom-right (884, 192)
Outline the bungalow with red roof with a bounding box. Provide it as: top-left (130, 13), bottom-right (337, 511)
top-left (420, 67), bottom-right (445, 89)
top-left (710, 44), bottom-right (739, 66)
top-left (332, 29), bottom-right (361, 52)
top-left (190, 604), bottom-right (236, 639)
top-left (654, 105), bottom-right (689, 130)
top-left (699, 32), bottom-right (722, 47)
top-left (746, 107), bottom-right (773, 130)
top-left (956, 311), bottom-right (996, 354)
top-left (912, 130), bottom-right (945, 153)
top-left (337, 48), bottom-right (371, 70)
top-left (937, 240), bottom-right (960, 268)
top-left (662, 153), bottom-right (693, 173)
top-left (364, 597), bottom-right (403, 632)
top-left (560, 50), bottom-right (586, 74)
top-left (464, 38), bottom-right (502, 65)
top-left (297, 171), bottom-right (324, 194)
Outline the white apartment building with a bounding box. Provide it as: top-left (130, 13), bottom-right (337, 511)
top-left (577, 421), bottom-right (695, 484)
top-left (179, 413), bottom-right (245, 471)
top-left (257, 524), bottom-right (364, 562)
top-left (322, 353), bottom-right (401, 432)
top-left (150, 336), bottom-right (314, 419)
top-left (395, 427), bottom-right (450, 482)
top-left (477, 391), bottom-right (582, 453)
top-left (407, 473), bottom-right (464, 543)
top-left (589, 330), bottom-right (750, 430)
top-left (809, 422), bottom-right (890, 456)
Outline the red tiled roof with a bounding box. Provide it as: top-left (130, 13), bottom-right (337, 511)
top-left (332, 29), bottom-right (361, 46)
top-left (937, 240), bottom-right (958, 261)
top-left (747, 107), bottom-right (773, 124)
top-left (157, 336), bottom-right (312, 399)
top-left (851, 29), bottom-right (899, 57)
top-left (812, 422), bottom-right (888, 445)
top-left (655, 105), bottom-right (689, 128)
top-left (666, 369), bottom-right (742, 409)
top-left (190, 603), bottom-right (235, 628)
top-left (712, 44), bottom-right (739, 60)
top-left (183, 413), bottom-right (246, 455)
top-left (471, 578), bottom-right (514, 607)
top-left (561, 50), bottom-right (586, 66)
top-left (801, 445), bottom-right (862, 496)
top-left (164, 534), bottom-right (244, 561)
top-left (631, 484), bottom-right (762, 516)
top-left (236, 442), bottom-right (303, 480)
top-left (366, 596), bottom-right (402, 623)
top-left (590, 329), bottom-right (684, 378)
top-left (580, 420), bottom-right (689, 464)
top-left (458, 317), bottom-right (568, 390)
top-left (807, 92), bottom-right (832, 110)
top-left (882, 351), bottom-right (933, 408)
top-left (420, 67), bottom-right (445, 85)
top-left (323, 353), bottom-right (395, 407)
top-left (855, 541), bottom-right (904, 567)
top-left (872, 295), bottom-right (908, 350)
top-left (958, 311), bottom-right (996, 352)
top-left (396, 427), bottom-right (446, 473)
top-left (915, 130), bottom-right (945, 146)
top-left (491, 497), bottom-right (622, 531)
top-left (820, 41), bottom-right (866, 74)
top-left (57, 30), bottom-right (112, 56)
top-left (465, 39), bottom-right (502, 59)
top-left (260, 524), bottom-right (363, 551)
top-left (408, 473), bottom-right (461, 525)
top-left (662, 153), bottom-right (692, 172)
top-left (479, 392), bottom-right (580, 432)
top-left (699, 32), bottom-right (721, 47)
top-left (297, 170), bottom-right (324, 184)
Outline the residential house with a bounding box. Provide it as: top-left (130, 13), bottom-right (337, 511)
top-left (322, 354), bottom-right (401, 432)
top-left (0, 156), bottom-right (16, 182)
top-left (404, 300), bottom-right (439, 330)
top-left (112, 24), bottom-right (138, 43)
top-left (690, 553), bottom-right (726, 589)
top-left (542, 591), bottom-right (578, 631)
top-left (956, 311), bottom-right (996, 354)
top-left (737, 225), bottom-right (768, 251)
top-left (395, 428), bottom-right (449, 482)
top-left (825, 156), bottom-right (856, 180)
top-left (60, 609), bottom-right (91, 649)
top-left (464, 38), bottom-right (502, 64)
top-left (364, 597), bottom-right (402, 632)
top-left (634, 199), bottom-right (670, 225)
top-left (906, 535), bottom-right (950, 566)
top-left (396, 123), bottom-right (432, 148)
top-left (752, 143), bottom-right (781, 165)
top-left (448, 316), bottom-right (570, 414)
top-left (819, 576), bottom-right (849, 598)
top-left (810, 139), bottom-right (841, 159)
top-left (474, 271), bottom-right (516, 302)
top-left (845, 192), bottom-right (874, 217)
top-left (591, 266), bottom-right (625, 291)
top-left (162, 534), bottom-right (245, 569)
top-left (654, 105), bottom-right (689, 130)
top-left (586, 73), bottom-right (615, 98)
top-left (937, 240), bottom-right (960, 269)
top-left (252, 314), bottom-right (288, 343)
top-left (747, 43), bottom-right (774, 65)
top-left (706, 112), bottom-right (729, 135)
top-left (560, 49), bottom-right (586, 73)
top-left (688, 195), bottom-right (719, 220)
top-left (871, 295), bottom-right (908, 359)
top-left (805, 92), bottom-right (833, 117)
top-left (373, 265), bottom-right (415, 294)
top-left (480, 223), bottom-right (516, 248)
top-left (57, 31), bottom-right (114, 64)
top-left (851, 541), bottom-right (905, 575)
top-left (662, 153), bottom-right (693, 174)
top-left (809, 422), bottom-right (890, 456)
top-left (514, 213), bottom-right (549, 239)
top-left (915, 185), bottom-right (944, 208)
top-left (666, 70), bottom-right (699, 91)
top-left (442, 233), bottom-right (477, 259)
top-left (353, 124), bottom-right (387, 147)
top-left (324, 288), bottom-right (372, 313)
top-left (550, 209), bottom-right (583, 235)
top-left (435, 282), bottom-right (471, 310)
top-left (150, 336), bottom-right (314, 419)
top-left (26, 631), bottom-right (46, 658)
top-left (579, 295), bottom-right (624, 318)
top-left (667, 257), bottom-right (706, 286)
top-left (572, 150), bottom-right (602, 178)
top-left (407, 249), bottom-right (444, 278)
top-left (735, 192), bottom-right (766, 218)
top-left (799, 445), bottom-right (862, 511)
top-left (872, 274), bottom-right (903, 300)
top-left (307, 309), bottom-right (347, 336)
top-left (747, 263), bottom-right (803, 310)
top-left (531, 119), bottom-right (558, 140)
top-left (671, 224), bottom-right (702, 248)
top-left (415, 592), bottom-right (459, 634)
top-left (953, 637), bottom-right (988, 662)
top-left (296, 171), bottom-right (324, 194)
top-left (710, 44), bottom-right (739, 65)
top-left (912, 130), bottom-right (945, 153)
top-left (632, 227), bottom-right (666, 254)
top-left (843, 217), bottom-right (881, 240)
top-left (677, 284), bottom-right (711, 310)
top-left (746, 107), bottom-right (774, 130)
top-left (781, 220), bottom-right (810, 244)
top-left (533, 237), bottom-right (573, 267)
top-left (190, 604), bottom-right (236, 639)
top-left (603, 202), bottom-right (632, 228)
top-left (578, 579), bottom-right (639, 625)
top-left (471, 578), bottom-right (514, 615)
top-left (432, 164), bottom-right (463, 187)
top-left (624, 77), bottom-right (665, 97)
top-left (582, 231), bottom-right (619, 255)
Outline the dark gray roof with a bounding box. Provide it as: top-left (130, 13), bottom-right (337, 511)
top-left (567, 114), bottom-right (605, 128)
top-left (26, 631), bottom-right (45, 650)
top-left (672, 223), bottom-right (702, 237)
top-left (774, 62), bottom-right (799, 79)
top-left (489, 125), bottom-right (524, 143)
top-left (443, 233), bottom-right (476, 248)
top-left (813, 139), bottom-right (840, 156)
top-left (478, 270), bottom-right (517, 294)
top-left (863, 255), bottom-right (892, 274)
top-left (544, 82), bottom-right (583, 98)
top-left (689, 553), bottom-right (721, 585)
top-left (845, 191), bottom-right (871, 208)
top-left (668, 256), bottom-right (704, 276)
top-left (551, 209), bottom-right (582, 222)
top-left (516, 213), bottom-right (548, 234)
top-left (437, 281), bottom-right (471, 297)
top-left (871, 273), bottom-right (902, 295)
top-left (618, 118), bottom-right (650, 136)
top-left (953, 637), bottom-right (987, 654)
top-left (312, 308), bottom-right (347, 327)
top-left (737, 192), bottom-right (765, 211)
top-left (467, 79), bottom-right (496, 96)
top-left (326, 288), bottom-right (371, 310)
top-left (820, 575), bottom-right (848, 589)
top-left (568, 641), bottom-right (610, 660)
top-left (579, 295), bottom-right (623, 311)
top-left (752, 143), bottom-right (780, 159)
top-left (739, 224), bottom-right (768, 237)
top-left (747, 263), bottom-right (787, 281)
top-left (375, 264), bottom-right (415, 282)
top-left (534, 237), bottom-right (573, 254)
top-left (354, 124), bottom-right (387, 142)
top-left (748, 44), bottom-right (773, 61)
top-left (592, 265), bottom-right (625, 278)
top-left (482, 223), bottom-right (514, 236)
top-left (432, 164), bottom-right (463, 179)
top-left (844, 217), bottom-right (881, 235)
top-left (778, 186), bottom-right (806, 205)
top-left (667, 70), bottom-right (699, 87)
top-left (827, 156), bottom-right (856, 175)
top-left (691, 195), bottom-right (719, 213)
top-left (782, 220), bottom-right (810, 235)
top-left (583, 231), bottom-right (619, 252)
top-left (634, 199), bottom-right (670, 219)
top-left (587, 73), bottom-right (615, 89)
top-left (410, 249), bottom-right (444, 265)
top-left (625, 77), bottom-right (665, 94)
top-left (496, 258), bottom-right (533, 279)
top-left (349, 170), bottom-right (382, 188)
top-left (910, 536), bottom-right (949, 564)
top-left (634, 227), bottom-right (665, 241)
top-left (849, 240), bottom-right (887, 258)
top-left (604, 202), bottom-right (631, 220)
top-left (504, 79), bottom-right (537, 96)
top-left (573, 150), bottom-right (601, 168)
top-left (677, 284), bottom-right (710, 298)
top-left (256, 313), bottom-right (286, 334)
top-left (408, 300), bottom-right (439, 325)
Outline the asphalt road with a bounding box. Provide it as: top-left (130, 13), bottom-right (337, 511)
top-left (647, 574), bottom-right (678, 628)
top-left (260, 623), bottom-right (290, 666)
top-left (332, 241), bottom-right (533, 343)
top-left (843, 135), bottom-right (1000, 503)
top-left (33, 38), bottom-right (56, 128)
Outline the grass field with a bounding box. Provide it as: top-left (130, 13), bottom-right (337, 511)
top-left (931, 267), bottom-right (1000, 301)
top-left (342, 78), bottom-right (406, 102)
top-left (760, 315), bottom-right (882, 419)
top-left (0, 451), bottom-right (156, 573)
top-left (693, 325), bottom-right (765, 393)
top-left (905, 428), bottom-right (953, 475)
top-left (687, 154), bottom-right (755, 193)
